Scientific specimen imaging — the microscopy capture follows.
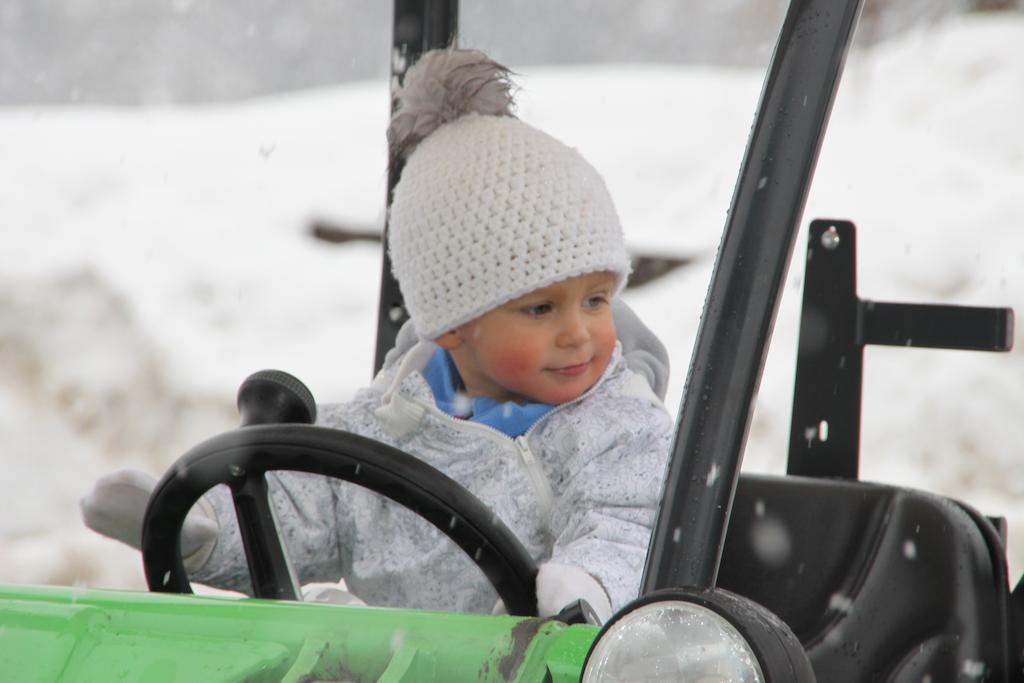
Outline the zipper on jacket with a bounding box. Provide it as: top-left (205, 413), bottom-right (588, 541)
top-left (409, 400), bottom-right (565, 524)
top-left (415, 402), bottom-right (557, 514)
top-left (513, 435), bottom-right (555, 522)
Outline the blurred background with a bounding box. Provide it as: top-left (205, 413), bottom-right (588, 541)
top-left (2, 0), bottom-right (1023, 593)
top-left (2, 0), bottom-right (1015, 105)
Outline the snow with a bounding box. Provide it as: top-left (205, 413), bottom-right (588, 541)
top-left (2, 14), bottom-right (1023, 591)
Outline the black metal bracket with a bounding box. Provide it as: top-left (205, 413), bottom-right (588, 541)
top-left (787, 219), bottom-right (1014, 479)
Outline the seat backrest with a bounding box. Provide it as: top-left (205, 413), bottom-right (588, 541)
top-left (718, 474), bottom-right (1012, 681)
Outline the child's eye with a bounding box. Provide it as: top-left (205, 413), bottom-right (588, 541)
top-left (584, 294), bottom-right (610, 309)
top-left (522, 303), bottom-right (552, 316)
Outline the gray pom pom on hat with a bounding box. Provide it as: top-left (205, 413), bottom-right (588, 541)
top-left (388, 49), bottom-right (631, 340)
top-left (388, 49), bottom-right (516, 162)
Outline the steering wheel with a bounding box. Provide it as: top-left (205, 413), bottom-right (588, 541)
top-left (140, 370), bottom-right (539, 616)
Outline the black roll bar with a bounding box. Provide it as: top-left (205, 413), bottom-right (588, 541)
top-left (374, 0), bottom-right (459, 374)
top-left (642, 0), bottom-right (865, 593)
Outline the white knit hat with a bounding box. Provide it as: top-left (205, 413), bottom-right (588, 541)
top-left (388, 49), bottom-right (631, 340)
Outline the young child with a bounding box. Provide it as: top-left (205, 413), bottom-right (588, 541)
top-left (81, 48), bottom-right (673, 623)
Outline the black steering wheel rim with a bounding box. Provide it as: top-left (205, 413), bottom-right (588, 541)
top-left (140, 423), bottom-right (538, 616)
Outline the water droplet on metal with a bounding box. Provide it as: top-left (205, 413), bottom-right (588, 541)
top-left (821, 226), bottom-right (841, 250)
top-left (815, 227), bottom-right (839, 250)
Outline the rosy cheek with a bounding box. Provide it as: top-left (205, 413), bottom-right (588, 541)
top-left (487, 342), bottom-right (542, 380)
top-left (594, 322), bottom-right (617, 358)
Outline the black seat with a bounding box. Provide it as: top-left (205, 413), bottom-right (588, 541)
top-left (718, 474), bottom-right (1013, 681)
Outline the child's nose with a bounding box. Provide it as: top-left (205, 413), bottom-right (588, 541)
top-left (556, 311), bottom-right (590, 347)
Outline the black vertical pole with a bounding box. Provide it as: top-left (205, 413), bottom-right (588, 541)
top-left (642, 0), bottom-right (864, 593)
top-left (374, 0), bottom-right (459, 374)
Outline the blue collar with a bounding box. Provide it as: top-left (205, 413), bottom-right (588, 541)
top-left (421, 347), bottom-right (555, 438)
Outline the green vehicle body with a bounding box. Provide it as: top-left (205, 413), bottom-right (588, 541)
top-left (0, 585), bottom-right (597, 682)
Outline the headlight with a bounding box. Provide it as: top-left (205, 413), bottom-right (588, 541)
top-left (582, 599), bottom-right (764, 682)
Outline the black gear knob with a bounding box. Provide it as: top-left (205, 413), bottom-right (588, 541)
top-left (237, 369), bottom-right (317, 426)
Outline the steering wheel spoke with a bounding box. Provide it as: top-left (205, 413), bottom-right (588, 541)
top-left (231, 472), bottom-right (301, 601)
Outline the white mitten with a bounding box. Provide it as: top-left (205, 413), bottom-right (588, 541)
top-left (536, 562), bottom-right (613, 624)
top-left (302, 581), bottom-right (367, 607)
top-left (80, 468), bottom-right (219, 571)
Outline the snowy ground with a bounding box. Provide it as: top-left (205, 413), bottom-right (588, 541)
top-left (2, 14), bottom-right (1023, 591)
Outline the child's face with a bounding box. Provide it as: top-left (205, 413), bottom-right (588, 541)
top-left (436, 271), bottom-right (618, 405)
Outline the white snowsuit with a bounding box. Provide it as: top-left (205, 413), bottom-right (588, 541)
top-left (193, 303), bottom-right (673, 614)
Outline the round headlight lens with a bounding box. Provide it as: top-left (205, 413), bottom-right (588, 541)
top-left (582, 600), bottom-right (765, 682)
